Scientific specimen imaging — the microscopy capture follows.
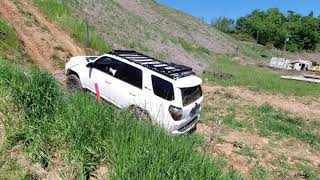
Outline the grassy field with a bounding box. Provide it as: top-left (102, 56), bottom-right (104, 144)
top-left (32, 0), bottom-right (111, 53)
top-left (204, 55), bottom-right (320, 96)
top-left (0, 59), bottom-right (241, 179)
top-left (0, 18), bottom-right (32, 64)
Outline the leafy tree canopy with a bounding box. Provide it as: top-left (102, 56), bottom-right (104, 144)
top-left (212, 8), bottom-right (320, 52)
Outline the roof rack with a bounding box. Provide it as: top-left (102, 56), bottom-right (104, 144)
top-left (111, 50), bottom-right (195, 80)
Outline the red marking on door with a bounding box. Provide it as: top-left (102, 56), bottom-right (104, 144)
top-left (95, 83), bottom-right (102, 104)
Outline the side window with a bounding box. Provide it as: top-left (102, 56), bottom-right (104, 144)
top-left (93, 57), bottom-right (123, 76)
top-left (114, 64), bottom-right (142, 89)
top-left (151, 75), bottom-right (174, 101)
top-left (93, 57), bottom-right (111, 72)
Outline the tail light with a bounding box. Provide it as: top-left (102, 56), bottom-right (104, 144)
top-left (169, 105), bottom-right (183, 121)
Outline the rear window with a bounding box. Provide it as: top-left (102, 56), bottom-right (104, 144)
top-left (181, 85), bottom-right (202, 106)
top-left (151, 75), bottom-right (174, 101)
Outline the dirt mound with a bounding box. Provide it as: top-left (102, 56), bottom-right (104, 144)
top-left (0, 0), bottom-right (85, 73)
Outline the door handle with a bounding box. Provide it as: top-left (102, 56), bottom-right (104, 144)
top-left (129, 92), bottom-right (136, 97)
top-left (105, 80), bottom-right (111, 84)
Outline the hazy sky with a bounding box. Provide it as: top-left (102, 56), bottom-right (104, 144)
top-left (156, 0), bottom-right (320, 22)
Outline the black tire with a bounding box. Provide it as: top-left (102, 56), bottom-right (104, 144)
top-left (66, 74), bottom-right (82, 92)
top-left (129, 106), bottom-right (150, 121)
top-left (189, 125), bottom-right (197, 134)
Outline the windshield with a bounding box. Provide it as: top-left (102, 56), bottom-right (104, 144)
top-left (181, 85), bottom-right (202, 106)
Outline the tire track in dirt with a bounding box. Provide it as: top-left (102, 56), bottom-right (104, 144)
top-left (0, 0), bottom-right (85, 73)
top-left (203, 84), bottom-right (320, 120)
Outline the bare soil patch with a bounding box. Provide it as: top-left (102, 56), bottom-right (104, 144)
top-left (203, 84), bottom-right (320, 120)
top-left (197, 123), bottom-right (320, 178)
top-left (0, 0), bottom-right (85, 73)
top-left (199, 84), bottom-right (320, 178)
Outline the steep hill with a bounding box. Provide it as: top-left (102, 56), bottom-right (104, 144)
top-left (69, 0), bottom-right (239, 72)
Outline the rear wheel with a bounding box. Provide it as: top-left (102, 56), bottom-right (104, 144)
top-left (129, 106), bottom-right (150, 121)
top-left (66, 74), bottom-right (82, 92)
top-left (189, 125), bottom-right (197, 133)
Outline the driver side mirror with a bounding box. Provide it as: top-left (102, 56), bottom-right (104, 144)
top-left (86, 62), bottom-right (94, 68)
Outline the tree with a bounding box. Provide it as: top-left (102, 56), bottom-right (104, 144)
top-left (211, 17), bottom-right (235, 33)
top-left (233, 8), bottom-right (320, 51)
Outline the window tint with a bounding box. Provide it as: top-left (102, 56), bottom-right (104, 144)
top-left (181, 85), bottom-right (202, 106)
top-left (151, 75), bottom-right (174, 101)
top-left (93, 57), bottom-right (123, 76)
top-left (114, 64), bottom-right (142, 89)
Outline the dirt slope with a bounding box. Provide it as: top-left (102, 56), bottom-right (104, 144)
top-left (0, 0), bottom-right (85, 73)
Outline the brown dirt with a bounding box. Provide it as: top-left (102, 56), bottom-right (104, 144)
top-left (0, 0), bottom-right (85, 73)
top-left (203, 84), bottom-right (320, 120)
top-left (89, 165), bottom-right (110, 180)
top-left (197, 124), bottom-right (320, 178)
top-left (10, 145), bottom-right (48, 179)
top-left (0, 117), bottom-right (4, 146)
top-left (199, 84), bottom-right (320, 178)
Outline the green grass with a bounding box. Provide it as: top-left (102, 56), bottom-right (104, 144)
top-left (0, 18), bottom-right (19, 50)
top-left (171, 37), bottom-right (211, 56)
top-left (204, 55), bottom-right (320, 96)
top-left (32, 0), bottom-right (111, 53)
top-left (0, 18), bottom-right (31, 63)
top-left (0, 155), bottom-right (32, 180)
top-left (233, 141), bottom-right (257, 159)
top-left (250, 166), bottom-right (270, 180)
top-left (239, 41), bottom-right (285, 62)
top-left (222, 106), bottom-right (249, 129)
top-left (0, 59), bottom-right (241, 179)
top-left (295, 163), bottom-right (320, 180)
top-left (253, 104), bottom-right (320, 148)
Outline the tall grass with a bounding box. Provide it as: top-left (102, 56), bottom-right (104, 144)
top-left (204, 56), bottom-right (320, 96)
top-left (0, 59), bottom-right (241, 179)
top-left (32, 0), bottom-right (111, 53)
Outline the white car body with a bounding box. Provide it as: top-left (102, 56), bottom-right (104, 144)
top-left (65, 52), bottom-right (203, 134)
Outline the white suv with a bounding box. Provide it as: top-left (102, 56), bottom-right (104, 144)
top-left (65, 50), bottom-right (203, 134)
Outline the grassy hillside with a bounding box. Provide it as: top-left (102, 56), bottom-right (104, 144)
top-left (2, 4), bottom-right (320, 179)
top-left (32, 0), bottom-right (242, 72)
top-left (0, 59), bottom-right (241, 179)
top-left (0, 15), bottom-right (240, 179)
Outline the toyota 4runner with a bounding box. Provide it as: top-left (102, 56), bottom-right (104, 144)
top-left (65, 50), bottom-right (203, 134)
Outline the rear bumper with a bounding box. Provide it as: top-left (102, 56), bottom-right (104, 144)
top-left (171, 116), bottom-right (199, 135)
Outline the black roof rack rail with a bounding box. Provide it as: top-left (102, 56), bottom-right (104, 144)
top-left (111, 50), bottom-right (195, 80)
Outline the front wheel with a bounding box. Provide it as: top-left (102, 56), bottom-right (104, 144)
top-left (66, 74), bottom-right (82, 92)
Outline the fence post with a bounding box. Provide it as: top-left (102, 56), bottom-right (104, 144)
top-left (86, 17), bottom-right (90, 48)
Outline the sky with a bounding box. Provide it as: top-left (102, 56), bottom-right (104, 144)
top-left (156, 0), bottom-right (320, 22)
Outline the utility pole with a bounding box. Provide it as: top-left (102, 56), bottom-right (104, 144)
top-left (256, 30), bottom-right (259, 44)
top-left (255, 30), bottom-right (259, 51)
top-left (282, 33), bottom-right (289, 56)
